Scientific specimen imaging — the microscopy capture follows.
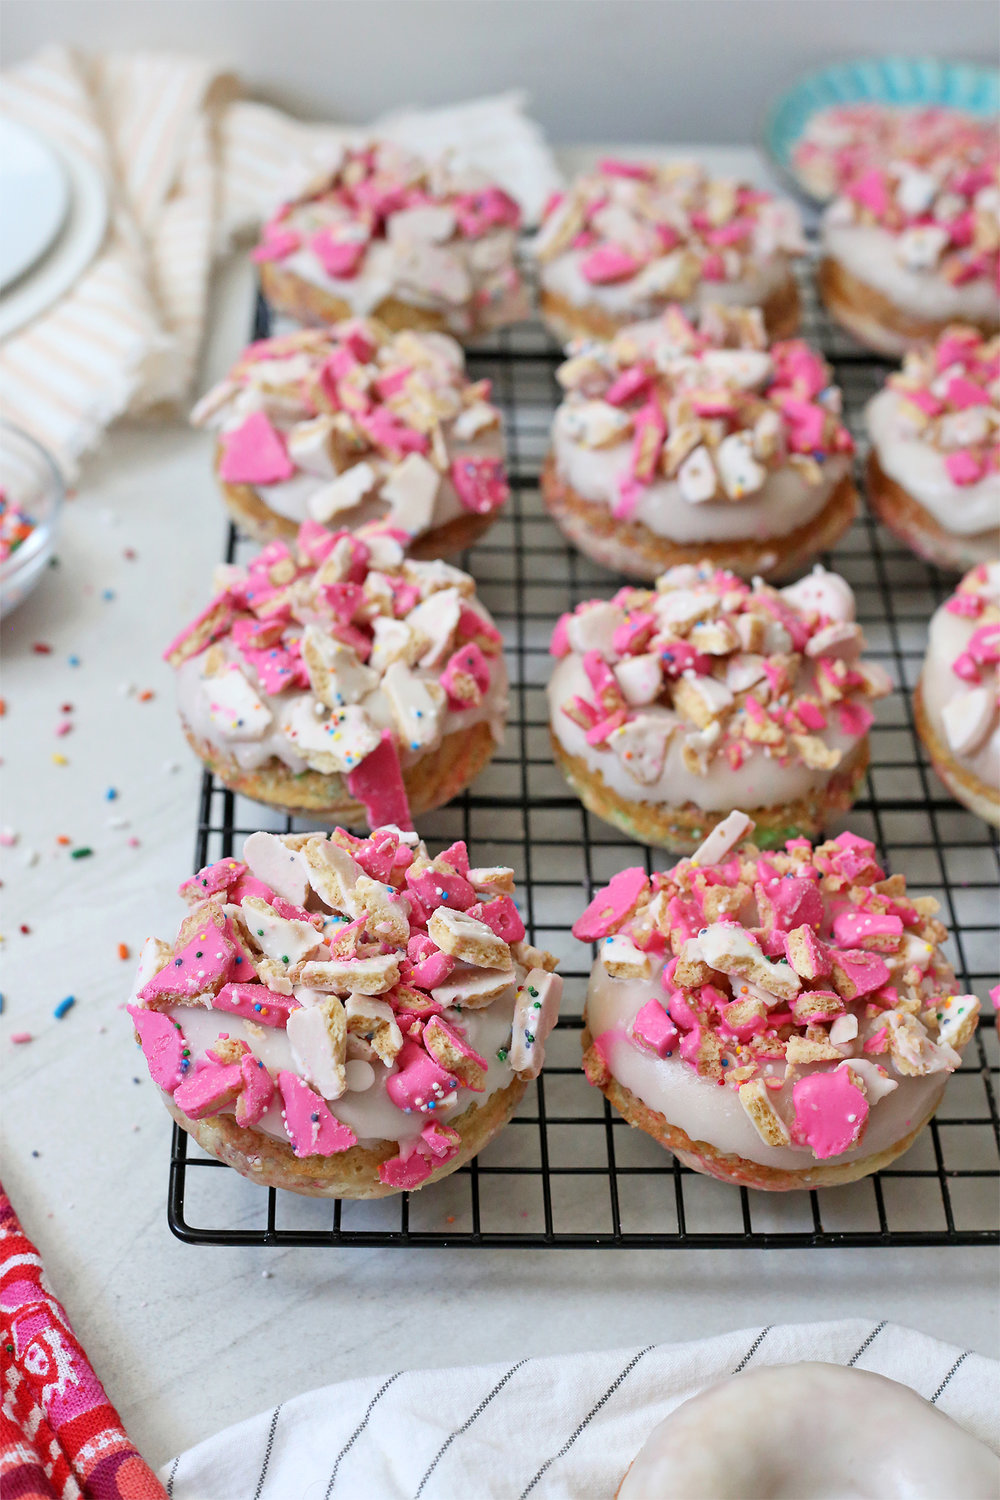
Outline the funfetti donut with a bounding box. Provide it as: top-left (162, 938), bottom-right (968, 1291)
top-left (127, 827), bottom-right (562, 1197)
top-left (616, 1363), bottom-right (1000, 1499)
top-left (578, 817), bottom-right (981, 1191)
top-left (190, 321), bottom-right (509, 550)
top-left (792, 102), bottom-right (998, 204)
top-left (252, 141), bottom-right (528, 340)
top-left (534, 160), bottom-right (805, 346)
top-left (165, 521), bottom-right (508, 825)
top-left (548, 563), bottom-right (889, 852)
top-left (541, 303), bottom-right (857, 581)
top-left (865, 326), bottom-right (999, 571)
top-left (818, 137), bottom-right (1000, 356)
top-left (914, 561), bottom-right (1000, 828)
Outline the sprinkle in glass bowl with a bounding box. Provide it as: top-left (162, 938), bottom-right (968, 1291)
top-left (0, 421), bottom-right (64, 616)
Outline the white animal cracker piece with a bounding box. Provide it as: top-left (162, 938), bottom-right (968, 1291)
top-left (238, 897), bottom-right (323, 966)
top-left (287, 996), bottom-right (348, 1099)
top-left (281, 699), bottom-right (381, 774)
top-left (689, 809), bottom-right (755, 867)
top-left (301, 837), bottom-right (365, 915)
top-left (379, 452), bottom-right (441, 535)
top-left (306, 461), bottom-right (378, 523)
top-left (302, 626), bottom-right (378, 708)
top-left (300, 952), bottom-right (401, 995)
top-left (202, 663), bottom-right (273, 740)
top-left (381, 661), bottom-right (445, 750)
top-left (428, 907), bottom-right (512, 970)
top-left (509, 969), bottom-right (561, 1079)
top-left (243, 831), bottom-right (311, 906)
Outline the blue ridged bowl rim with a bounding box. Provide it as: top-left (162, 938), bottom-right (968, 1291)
top-left (764, 55), bottom-right (999, 204)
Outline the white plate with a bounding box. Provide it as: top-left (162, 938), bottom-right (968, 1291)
top-left (0, 133), bottom-right (108, 340)
top-left (0, 117), bottom-right (70, 289)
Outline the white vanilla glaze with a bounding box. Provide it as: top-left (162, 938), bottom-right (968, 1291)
top-left (547, 654), bottom-right (863, 815)
top-left (920, 587), bottom-right (1000, 790)
top-left (586, 965), bottom-right (947, 1171)
top-left (551, 410), bottom-right (849, 542)
top-left (256, 425), bottom-right (503, 530)
top-left (163, 989), bottom-right (517, 1150)
top-left (539, 247), bottom-right (792, 324)
top-left (176, 639), bottom-right (508, 775)
top-left (822, 217), bottom-right (999, 327)
top-left (619, 1364), bottom-right (1000, 1499)
top-left (281, 228), bottom-right (528, 336)
top-left (867, 387), bottom-right (1000, 538)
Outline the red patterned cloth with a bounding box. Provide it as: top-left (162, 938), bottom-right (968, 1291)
top-left (0, 1187), bottom-right (165, 1500)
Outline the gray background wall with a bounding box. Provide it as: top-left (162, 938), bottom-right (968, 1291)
top-left (3, 0), bottom-right (997, 144)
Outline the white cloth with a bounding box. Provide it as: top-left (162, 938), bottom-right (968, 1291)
top-left (0, 49), bottom-right (559, 476)
top-left (160, 1319), bottom-right (999, 1500)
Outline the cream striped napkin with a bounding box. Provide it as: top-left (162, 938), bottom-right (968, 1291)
top-left (160, 1320), bottom-right (999, 1500)
top-left (0, 48), bottom-right (558, 477)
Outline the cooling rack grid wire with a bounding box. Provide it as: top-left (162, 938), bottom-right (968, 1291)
top-left (168, 263), bottom-right (999, 1248)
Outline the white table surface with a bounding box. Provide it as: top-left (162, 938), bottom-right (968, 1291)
top-left (2, 167), bottom-right (998, 1472)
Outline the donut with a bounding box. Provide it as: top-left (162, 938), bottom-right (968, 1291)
top-left (617, 1363), bottom-right (1000, 1498)
top-left (791, 101), bottom-right (997, 203)
top-left (914, 561), bottom-right (1000, 827)
top-left (190, 321), bottom-right (509, 550)
top-left (547, 563), bottom-right (889, 852)
top-left (865, 326), bottom-right (999, 571)
top-left (818, 142), bottom-right (999, 356)
top-left (165, 521), bottom-right (507, 826)
top-left (535, 160), bottom-right (804, 345)
top-left (126, 825), bottom-right (563, 1197)
top-left (252, 141), bottom-right (528, 340)
top-left (578, 815), bottom-right (981, 1190)
top-left (540, 302), bottom-right (857, 581)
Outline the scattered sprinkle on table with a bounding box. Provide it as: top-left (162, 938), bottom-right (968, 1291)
top-left (53, 996), bottom-right (75, 1019)
top-left (56, 834), bottom-right (71, 845)
top-left (105, 787), bottom-right (118, 800)
top-left (0, 699), bottom-right (6, 715)
top-left (102, 589), bottom-right (115, 601)
top-left (19, 924), bottom-right (29, 935)
top-left (32, 643), bottom-right (52, 655)
top-left (137, 689), bottom-right (154, 702)
top-left (68, 655), bottom-right (80, 667)
top-left (0, 828), bottom-right (17, 847)
top-left (51, 753), bottom-right (68, 766)
top-left (70, 847), bottom-right (93, 860)
top-left (55, 720), bottom-right (73, 737)
top-left (117, 942), bottom-right (130, 960)
top-left (11, 1032), bottom-right (32, 1045)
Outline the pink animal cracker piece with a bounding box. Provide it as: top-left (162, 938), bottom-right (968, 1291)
top-left (790, 1064), bottom-right (869, 1160)
top-left (440, 641), bottom-right (491, 709)
top-left (309, 226), bottom-right (367, 279)
top-left (406, 862), bottom-right (476, 913)
top-left (572, 868), bottom-right (650, 942)
top-left (580, 244), bottom-right (644, 283)
top-left (756, 871), bottom-right (824, 934)
top-left (173, 1053), bottom-right (244, 1120)
top-left (138, 921), bottom-right (235, 1005)
top-left (420, 1120), bottom-right (462, 1160)
top-left (385, 1038), bottom-right (459, 1113)
top-left (829, 947), bottom-right (891, 1001)
top-left (241, 643), bottom-right (308, 696)
top-left (467, 895), bottom-right (525, 944)
top-left (179, 858), bottom-right (246, 902)
top-left (378, 1150), bottom-right (433, 1190)
top-left (344, 729), bottom-right (413, 831)
top-left (423, 1015), bottom-right (488, 1090)
top-left (944, 449), bottom-right (986, 487)
top-left (127, 1006), bottom-right (189, 1092)
top-left (235, 1053), bottom-right (276, 1127)
top-left (832, 911), bottom-right (904, 949)
top-left (630, 998), bottom-right (679, 1058)
top-left (450, 455), bottom-right (509, 515)
top-left (406, 947), bottom-right (455, 990)
top-left (218, 411), bottom-right (295, 486)
top-left (277, 1070), bottom-right (358, 1156)
top-left (212, 982), bottom-right (300, 1027)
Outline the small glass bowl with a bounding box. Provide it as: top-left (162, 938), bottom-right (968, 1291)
top-left (0, 421), bottom-right (64, 616)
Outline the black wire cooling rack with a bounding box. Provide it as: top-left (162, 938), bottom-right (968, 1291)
top-left (168, 261), bottom-right (999, 1249)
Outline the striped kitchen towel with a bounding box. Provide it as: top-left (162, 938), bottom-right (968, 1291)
top-left (0, 48), bottom-right (558, 477)
top-left (161, 1318), bottom-right (999, 1500)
